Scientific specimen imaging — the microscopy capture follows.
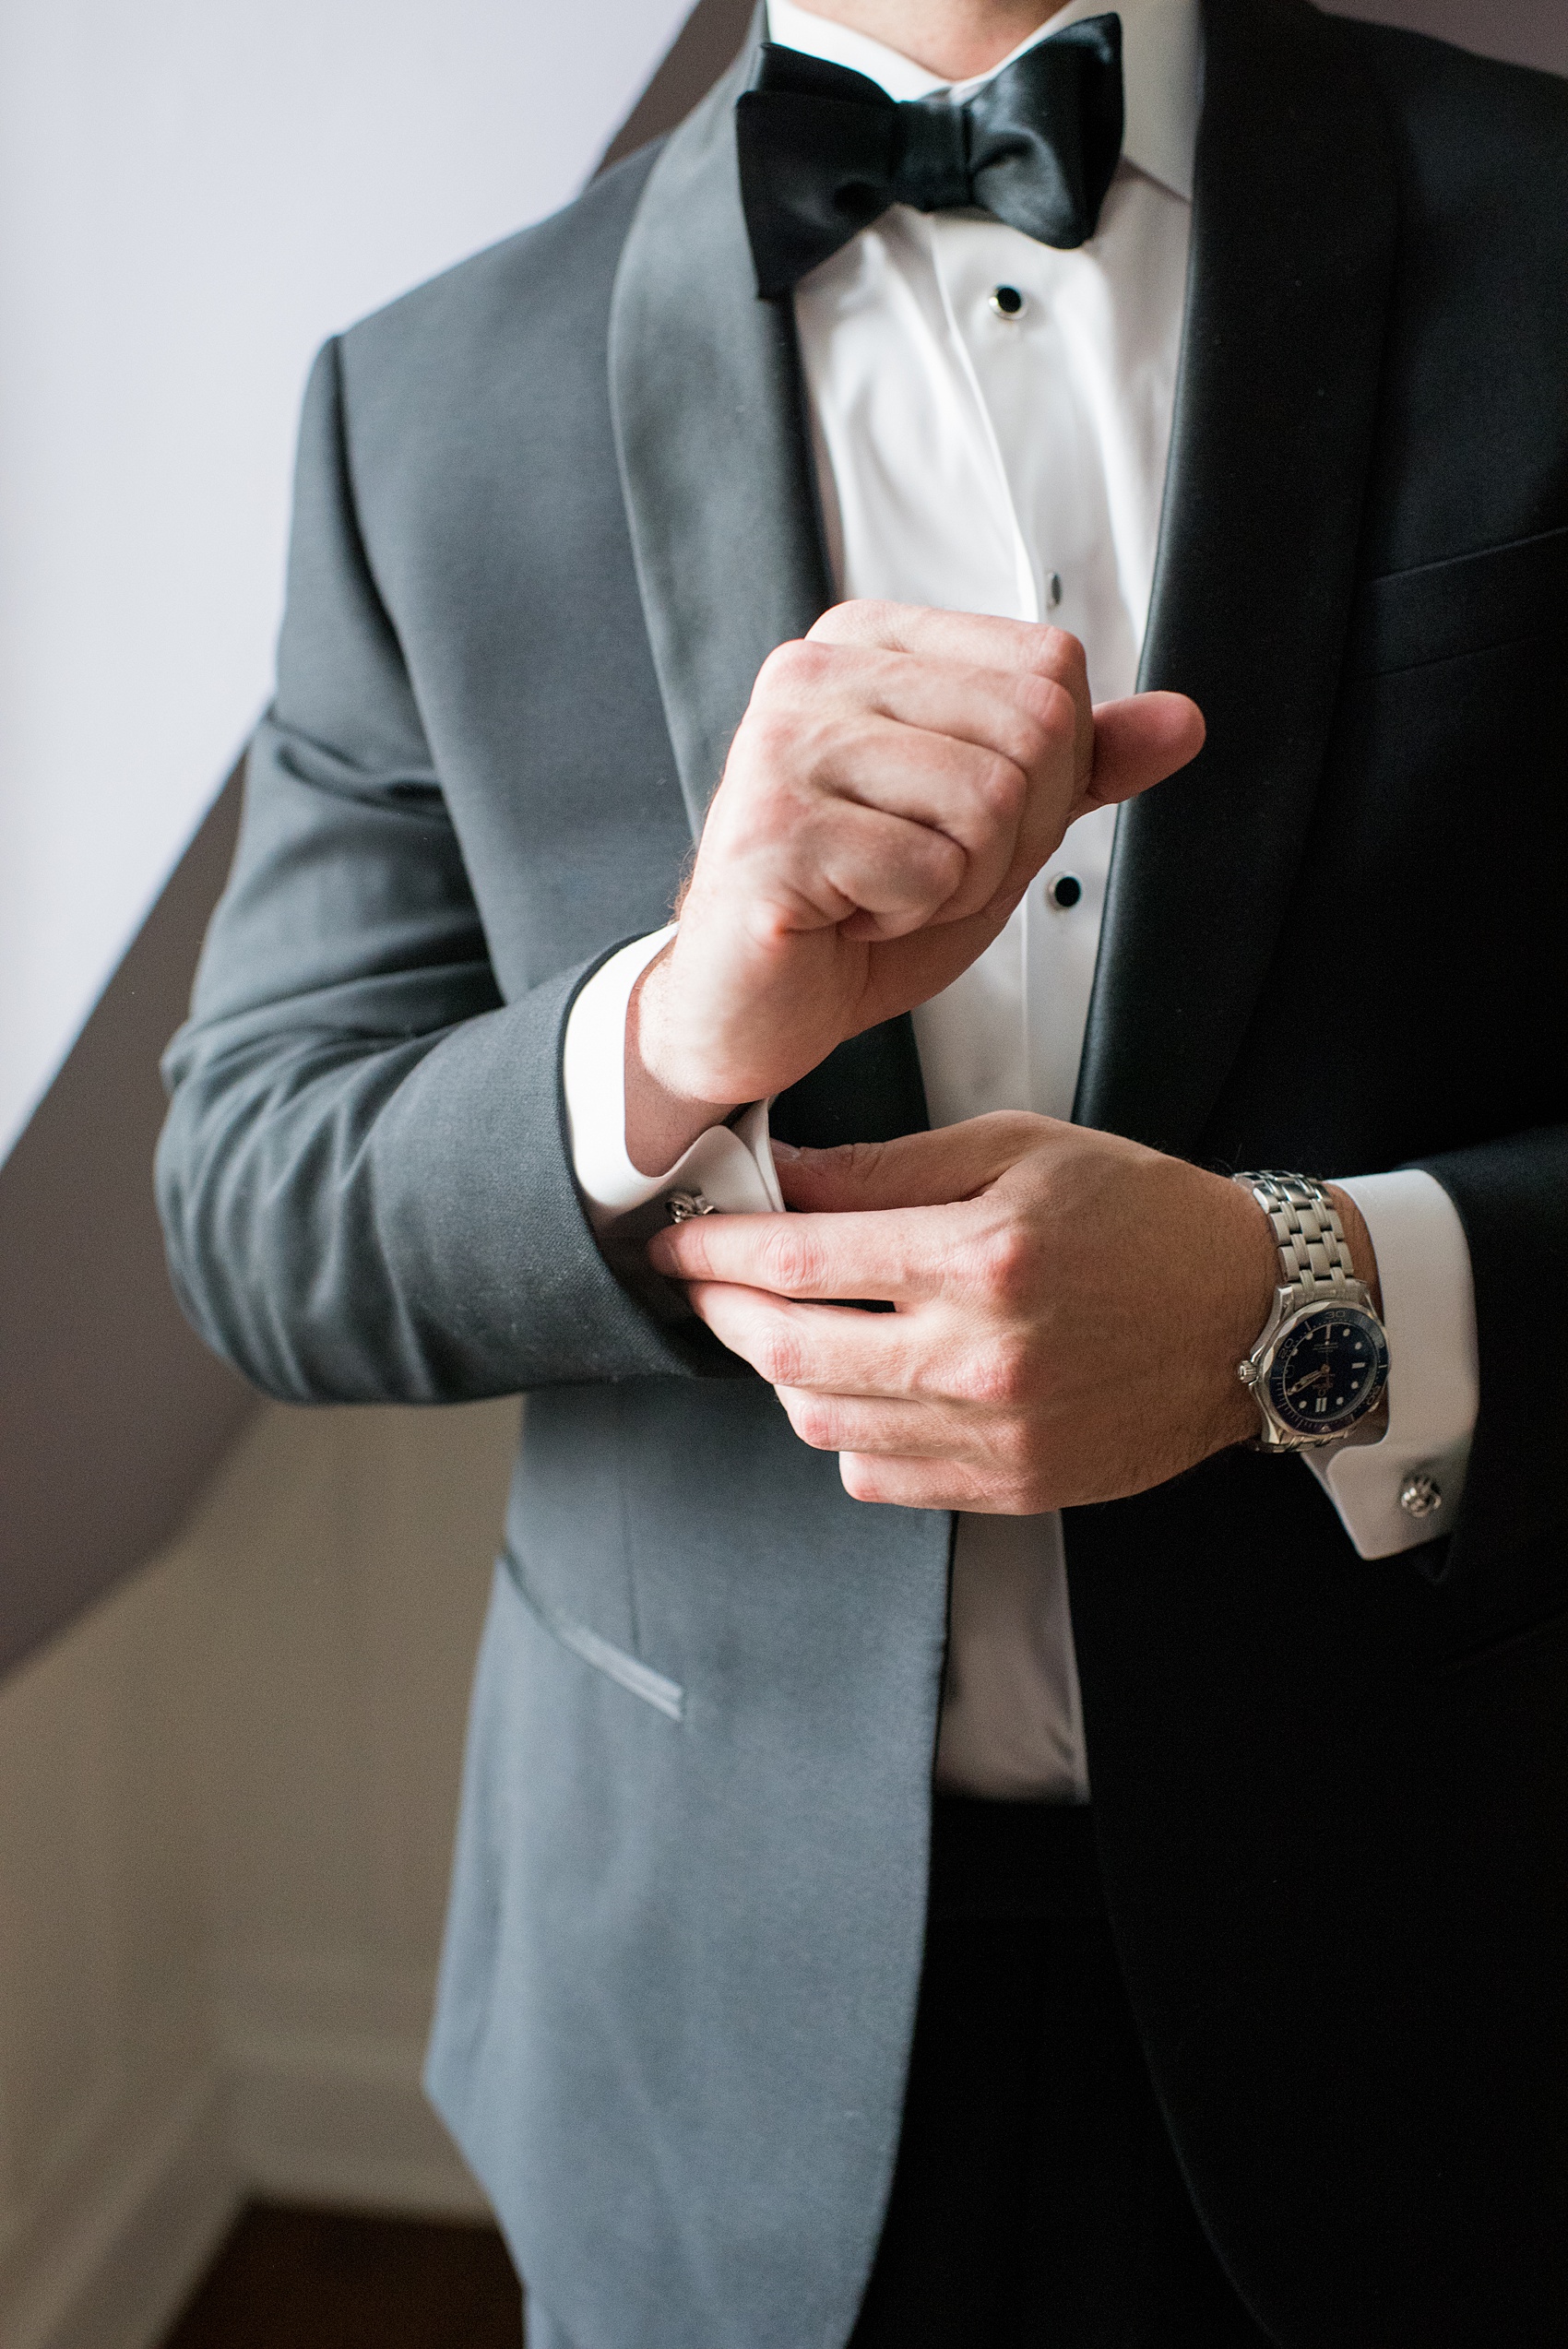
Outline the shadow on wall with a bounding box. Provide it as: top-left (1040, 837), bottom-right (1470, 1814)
top-left (0, 0), bottom-right (758, 1688)
top-left (1, 0), bottom-right (1563, 1687)
top-left (0, 4), bottom-right (1562, 2348)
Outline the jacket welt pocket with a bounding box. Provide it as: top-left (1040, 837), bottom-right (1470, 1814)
top-left (1348, 523), bottom-right (1568, 677)
top-left (502, 1547), bottom-right (684, 1721)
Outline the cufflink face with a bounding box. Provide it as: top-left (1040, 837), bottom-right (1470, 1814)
top-left (1399, 1474), bottom-right (1443, 1519)
top-left (663, 1190), bottom-right (717, 1224)
top-left (1262, 1304), bottom-right (1389, 1438)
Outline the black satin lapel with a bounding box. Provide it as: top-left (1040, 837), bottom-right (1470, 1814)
top-left (1074, 0), bottom-right (1397, 1150)
top-left (610, 29), bottom-right (831, 838)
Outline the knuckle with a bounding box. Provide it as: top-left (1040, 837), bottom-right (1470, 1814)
top-left (1030, 676), bottom-right (1080, 750)
top-left (751, 639), bottom-right (836, 715)
top-left (754, 1331), bottom-right (803, 1388)
top-left (839, 1453), bottom-right (883, 1503)
top-left (970, 1219), bottom-right (1040, 1307)
top-left (970, 749), bottom-right (1028, 821)
top-left (734, 708), bottom-right (806, 784)
top-left (1012, 672), bottom-right (1071, 744)
top-left (837, 1140), bottom-right (886, 1188)
top-left (788, 1396), bottom-right (840, 1451)
top-left (755, 637), bottom-right (815, 693)
top-left (961, 1334), bottom-right (1034, 1409)
top-left (758, 1226), bottom-right (823, 1296)
top-left (810, 597), bottom-right (902, 644)
top-left (1033, 624), bottom-right (1086, 678)
top-left (903, 829), bottom-right (967, 905)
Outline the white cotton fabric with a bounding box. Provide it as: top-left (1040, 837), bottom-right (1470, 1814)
top-left (563, 0), bottom-right (1478, 1799)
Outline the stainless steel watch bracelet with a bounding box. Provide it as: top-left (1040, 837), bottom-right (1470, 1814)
top-left (1230, 1169), bottom-right (1389, 1453)
top-left (1234, 1170), bottom-right (1360, 1294)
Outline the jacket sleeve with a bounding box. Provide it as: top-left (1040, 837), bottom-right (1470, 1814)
top-left (156, 338), bottom-right (719, 1404)
top-left (1418, 1122), bottom-right (1568, 1577)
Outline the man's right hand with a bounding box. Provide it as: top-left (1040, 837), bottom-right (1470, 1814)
top-left (625, 600), bottom-right (1204, 1174)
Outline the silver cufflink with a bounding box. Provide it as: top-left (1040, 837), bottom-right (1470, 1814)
top-left (1399, 1474), bottom-right (1443, 1520)
top-left (664, 1190), bottom-right (717, 1224)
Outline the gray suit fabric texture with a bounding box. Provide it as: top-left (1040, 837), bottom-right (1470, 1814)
top-left (157, 2), bottom-right (1568, 2343)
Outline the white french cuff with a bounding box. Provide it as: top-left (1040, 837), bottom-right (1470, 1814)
top-left (562, 927), bottom-right (784, 1232)
top-left (1305, 1168), bottom-right (1479, 1560)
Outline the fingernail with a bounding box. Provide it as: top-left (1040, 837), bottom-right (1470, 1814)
top-left (769, 1139), bottom-right (801, 1162)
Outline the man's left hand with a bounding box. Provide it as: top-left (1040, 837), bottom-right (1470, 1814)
top-left (647, 1118), bottom-right (1374, 1512)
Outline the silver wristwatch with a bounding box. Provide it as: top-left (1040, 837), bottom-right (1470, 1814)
top-left (1232, 1172), bottom-right (1390, 1450)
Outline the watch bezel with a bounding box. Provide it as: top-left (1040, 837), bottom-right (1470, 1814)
top-left (1256, 1298), bottom-right (1389, 1441)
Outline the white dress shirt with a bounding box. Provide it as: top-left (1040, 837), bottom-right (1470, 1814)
top-left (563, 0), bottom-right (1479, 1800)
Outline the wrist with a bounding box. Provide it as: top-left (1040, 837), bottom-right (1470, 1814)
top-left (1208, 1171), bottom-right (1284, 1448)
top-left (624, 949), bottom-right (739, 1178)
top-left (1227, 1173), bottom-right (1391, 1452)
top-left (1324, 1183), bottom-right (1383, 1317)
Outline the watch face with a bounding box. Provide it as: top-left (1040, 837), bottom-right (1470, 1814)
top-left (1265, 1305), bottom-right (1389, 1436)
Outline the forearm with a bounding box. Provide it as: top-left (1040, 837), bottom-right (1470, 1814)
top-left (624, 939), bottom-right (742, 1176)
top-left (159, 958), bottom-right (713, 1404)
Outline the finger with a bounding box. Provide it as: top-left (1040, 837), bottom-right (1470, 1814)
top-left (743, 628), bottom-right (1093, 929)
top-left (744, 657), bottom-right (1082, 927)
top-left (775, 647), bottom-right (1076, 782)
top-left (807, 606), bottom-right (1094, 839)
top-left (773, 1116), bottom-right (1051, 1216)
top-left (837, 1452), bottom-right (1034, 1510)
top-left (808, 603), bottom-right (1089, 702)
top-left (790, 715), bottom-right (1029, 929)
top-left (647, 1208), bottom-right (952, 1302)
top-left (774, 1384), bottom-right (985, 1459)
top-left (1079, 692), bottom-right (1205, 813)
top-left (834, 664), bottom-right (1076, 924)
top-left (750, 789), bottom-right (969, 937)
top-left (676, 1279), bottom-right (946, 1394)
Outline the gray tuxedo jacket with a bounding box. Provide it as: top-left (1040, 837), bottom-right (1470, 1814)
top-left (159, 2), bottom-right (1568, 2341)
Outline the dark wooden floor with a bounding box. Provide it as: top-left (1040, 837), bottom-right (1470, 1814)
top-left (160, 2203), bottom-right (526, 2349)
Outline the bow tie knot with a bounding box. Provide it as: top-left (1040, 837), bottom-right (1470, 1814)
top-left (736, 20), bottom-right (1126, 300)
top-left (891, 100), bottom-right (974, 215)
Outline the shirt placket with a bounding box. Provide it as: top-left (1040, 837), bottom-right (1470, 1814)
top-left (929, 219), bottom-right (1119, 1123)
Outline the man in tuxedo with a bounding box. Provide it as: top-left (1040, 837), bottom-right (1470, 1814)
top-left (158, 0), bottom-right (1568, 2340)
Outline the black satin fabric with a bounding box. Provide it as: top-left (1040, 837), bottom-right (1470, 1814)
top-left (735, 23), bottom-right (1125, 299)
top-left (849, 1907), bottom-right (1272, 2346)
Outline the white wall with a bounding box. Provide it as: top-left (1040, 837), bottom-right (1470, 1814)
top-left (0, 0), bottom-right (692, 1166)
top-left (0, 1398), bottom-right (519, 2349)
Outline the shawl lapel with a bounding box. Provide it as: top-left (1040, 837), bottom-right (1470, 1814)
top-left (608, 30), bottom-right (929, 1144)
top-left (1074, 0), bottom-right (1398, 1151)
top-left (609, 31), bottom-right (829, 836)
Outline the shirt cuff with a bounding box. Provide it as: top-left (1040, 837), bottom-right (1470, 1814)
top-left (1303, 1168), bottom-right (1479, 1560)
top-left (562, 928), bottom-right (784, 1232)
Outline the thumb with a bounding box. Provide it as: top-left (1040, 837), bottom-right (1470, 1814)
top-left (1082, 690), bottom-right (1205, 812)
top-left (773, 1112), bottom-right (1047, 1213)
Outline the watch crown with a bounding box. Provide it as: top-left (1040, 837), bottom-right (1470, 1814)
top-left (1236, 1360), bottom-right (1260, 1385)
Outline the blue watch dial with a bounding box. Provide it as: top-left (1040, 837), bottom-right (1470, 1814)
top-left (1265, 1305), bottom-right (1389, 1436)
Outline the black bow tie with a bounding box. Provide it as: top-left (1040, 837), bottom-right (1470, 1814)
top-left (735, 21), bottom-right (1125, 299)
